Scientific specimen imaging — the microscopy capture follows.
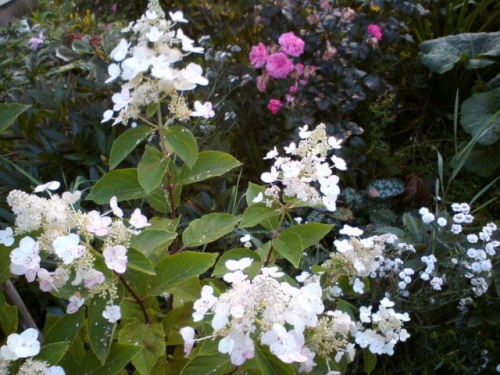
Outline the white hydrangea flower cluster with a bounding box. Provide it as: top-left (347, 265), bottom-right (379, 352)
top-left (0, 328), bottom-right (65, 374)
top-left (102, 0), bottom-right (208, 125)
top-left (417, 203), bottom-right (498, 297)
top-left (5, 182), bottom-right (150, 321)
top-left (259, 123), bottom-right (345, 211)
top-left (355, 298), bottom-right (410, 355)
top-left (180, 258), bottom-right (325, 367)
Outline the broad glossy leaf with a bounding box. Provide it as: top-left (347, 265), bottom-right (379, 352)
top-left (118, 322), bottom-right (165, 375)
top-left (183, 213), bottom-right (239, 247)
top-left (283, 223), bottom-right (333, 249)
top-left (165, 125), bottom-right (198, 168)
top-left (81, 343), bottom-right (142, 375)
top-left (254, 345), bottom-right (295, 375)
top-left (419, 32), bottom-right (500, 73)
top-left (127, 248), bottom-right (156, 275)
top-left (240, 203), bottom-right (281, 228)
top-left (109, 126), bottom-right (150, 169)
top-left (179, 151), bottom-right (241, 185)
top-left (0, 292), bottom-right (18, 335)
top-left (44, 309), bottom-right (85, 344)
top-left (272, 231), bottom-right (303, 268)
top-left (180, 354), bottom-right (235, 375)
top-left (138, 146), bottom-right (169, 194)
top-left (130, 229), bottom-right (177, 255)
top-left (148, 252), bottom-right (217, 296)
top-left (461, 89), bottom-right (500, 146)
top-left (87, 169), bottom-right (147, 204)
top-left (87, 296), bottom-right (117, 364)
top-left (35, 341), bottom-right (70, 365)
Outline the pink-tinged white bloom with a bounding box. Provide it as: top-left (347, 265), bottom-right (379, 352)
top-left (367, 24), bottom-right (383, 41)
top-left (261, 166), bottom-right (279, 184)
top-left (102, 305), bottom-right (121, 323)
top-left (67, 293), bottom-right (85, 314)
top-left (261, 266), bottom-right (284, 278)
top-left (83, 269), bottom-right (105, 289)
top-left (180, 327), bottom-right (195, 355)
top-left (52, 234), bottom-right (86, 265)
top-left (193, 285), bottom-right (217, 321)
top-left (0, 328), bottom-right (40, 360)
top-left (28, 30), bottom-right (45, 51)
top-left (169, 10), bottom-right (188, 23)
top-left (105, 63), bottom-right (121, 84)
top-left (268, 99), bottom-right (283, 114)
top-left (261, 325), bottom-right (308, 363)
top-left (102, 109), bottom-right (114, 123)
top-left (353, 278), bottom-right (365, 294)
top-left (252, 192), bottom-right (264, 203)
top-left (191, 101), bottom-right (215, 119)
top-left (225, 258), bottom-right (253, 271)
top-left (0, 227), bottom-right (14, 247)
top-left (264, 147), bottom-right (279, 160)
top-left (266, 53), bottom-right (294, 79)
top-left (45, 366), bottom-right (66, 375)
top-left (37, 268), bottom-right (56, 292)
top-left (331, 155), bottom-right (347, 171)
top-left (86, 211), bottom-right (112, 236)
top-left (103, 245), bottom-right (128, 274)
top-left (176, 63), bottom-right (209, 90)
top-left (61, 190), bottom-right (81, 204)
top-left (340, 225), bottom-right (363, 237)
top-left (218, 329), bottom-right (255, 366)
top-left (10, 237), bottom-right (41, 282)
top-left (110, 196), bottom-right (123, 218)
top-left (176, 29), bottom-right (204, 54)
top-left (33, 181), bottom-right (60, 193)
top-left (249, 43), bottom-right (268, 68)
top-left (129, 209), bottom-right (150, 229)
top-left (110, 39), bottom-right (130, 62)
top-left (328, 136), bottom-right (342, 149)
top-left (278, 32), bottom-right (305, 57)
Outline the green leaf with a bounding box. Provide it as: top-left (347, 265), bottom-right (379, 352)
top-left (282, 223), bottom-right (333, 249)
top-left (365, 347), bottom-right (379, 373)
top-left (182, 213), bottom-right (239, 247)
top-left (118, 322), bottom-right (165, 375)
top-left (254, 345), bottom-right (295, 375)
top-left (245, 182), bottom-right (267, 206)
top-left (35, 341), bottom-right (70, 365)
top-left (169, 277), bottom-right (201, 309)
top-left (0, 103), bottom-right (30, 134)
top-left (127, 248), bottom-right (157, 275)
top-left (44, 309), bottom-right (85, 344)
top-left (419, 32), bottom-right (500, 74)
top-left (272, 231), bottom-right (303, 268)
top-left (87, 169), bottom-right (147, 204)
top-left (180, 354), bottom-right (236, 375)
top-left (146, 102), bottom-right (158, 118)
top-left (138, 146), bottom-right (169, 194)
top-left (87, 296), bottom-right (117, 364)
top-left (179, 151), bottom-right (241, 185)
top-left (212, 248), bottom-right (262, 278)
top-left (130, 230), bottom-right (177, 255)
top-left (148, 251), bottom-right (218, 296)
top-left (240, 203), bottom-right (281, 228)
top-left (109, 126), bottom-right (150, 169)
top-left (461, 89), bottom-right (500, 146)
top-left (81, 343), bottom-right (142, 375)
top-left (0, 244), bottom-right (12, 283)
top-left (165, 126), bottom-right (199, 168)
top-left (0, 292), bottom-right (18, 335)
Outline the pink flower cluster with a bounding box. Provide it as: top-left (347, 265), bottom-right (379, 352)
top-left (249, 31), bottom-right (305, 79)
top-left (249, 32), bottom-right (315, 114)
top-left (367, 24), bottom-right (383, 41)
